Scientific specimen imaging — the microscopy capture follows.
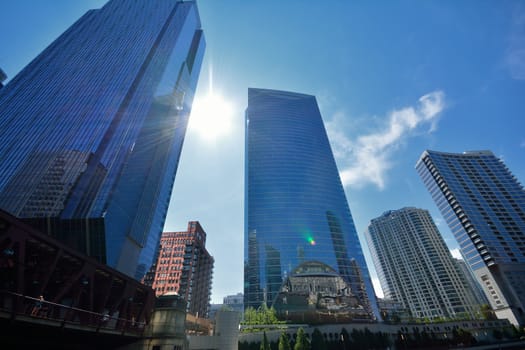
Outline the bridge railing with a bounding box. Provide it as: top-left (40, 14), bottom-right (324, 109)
top-left (0, 209), bottom-right (156, 335)
top-left (0, 290), bottom-right (145, 335)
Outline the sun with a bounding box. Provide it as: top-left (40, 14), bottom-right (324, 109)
top-left (189, 92), bottom-right (233, 141)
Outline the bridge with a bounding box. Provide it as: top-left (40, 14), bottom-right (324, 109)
top-left (0, 209), bottom-right (156, 348)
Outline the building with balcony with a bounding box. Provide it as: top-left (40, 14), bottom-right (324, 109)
top-left (417, 150), bottom-right (525, 325)
top-left (366, 207), bottom-right (480, 320)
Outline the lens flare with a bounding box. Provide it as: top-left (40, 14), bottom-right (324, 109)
top-left (189, 92), bottom-right (233, 141)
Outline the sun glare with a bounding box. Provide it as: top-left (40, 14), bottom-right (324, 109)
top-left (189, 92), bottom-right (234, 141)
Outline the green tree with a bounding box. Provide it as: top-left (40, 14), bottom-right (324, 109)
top-left (510, 325), bottom-right (524, 339)
top-left (310, 328), bottom-right (326, 350)
top-left (351, 328), bottom-right (369, 350)
top-left (376, 331), bottom-right (392, 349)
top-left (244, 307), bottom-right (257, 325)
top-left (243, 304), bottom-right (282, 327)
top-left (391, 314), bottom-right (401, 323)
top-left (340, 328), bottom-right (351, 349)
top-left (279, 332), bottom-right (291, 350)
top-left (395, 330), bottom-right (409, 350)
top-left (480, 304), bottom-right (497, 320)
top-left (492, 329), bottom-right (503, 340)
top-left (294, 327), bottom-right (311, 350)
top-left (261, 331), bottom-right (271, 350)
top-left (257, 303), bottom-right (268, 324)
top-left (266, 306), bottom-right (279, 324)
top-left (453, 328), bottom-right (474, 346)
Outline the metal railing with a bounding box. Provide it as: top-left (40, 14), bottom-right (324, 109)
top-left (0, 290), bottom-right (145, 335)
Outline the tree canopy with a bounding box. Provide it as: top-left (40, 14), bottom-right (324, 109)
top-left (278, 332), bottom-right (291, 350)
top-left (294, 327), bottom-right (310, 350)
top-left (260, 332), bottom-right (271, 350)
top-left (243, 304), bottom-right (281, 326)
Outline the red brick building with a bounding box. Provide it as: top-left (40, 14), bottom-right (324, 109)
top-left (143, 221), bottom-right (214, 318)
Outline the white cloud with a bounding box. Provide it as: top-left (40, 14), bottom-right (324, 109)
top-left (327, 91), bottom-right (445, 189)
top-left (505, 49), bottom-right (525, 80)
top-left (505, 5), bottom-right (525, 80)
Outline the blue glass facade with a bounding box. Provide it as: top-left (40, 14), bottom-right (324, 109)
top-left (245, 88), bottom-right (378, 321)
top-left (0, 0), bottom-right (205, 279)
top-left (417, 150), bottom-right (525, 325)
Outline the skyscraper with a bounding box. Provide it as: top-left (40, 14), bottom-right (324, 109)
top-left (0, 0), bottom-right (205, 279)
top-left (454, 258), bottom-right (489, 307)
top-left (143, 221), bottom-right (214, 318)
top-left (366, 207), bottom-right (479, 320)
top-left (244, 88), bottom-right (378, 322)
top-left (417, 150), bottom-right (525, 325)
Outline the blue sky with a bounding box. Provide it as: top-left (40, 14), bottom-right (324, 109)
top-left (1, 1), bottom-right (524, 303)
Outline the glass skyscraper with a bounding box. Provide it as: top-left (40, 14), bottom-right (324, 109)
top-left (366, 207), bottom-right (480, 320)
top-left (244, 88), bottom-right (378, 322)
top-left (0, 0), bottom-right (205, 279)
top-left (417, 150), bottom-right (525, 325)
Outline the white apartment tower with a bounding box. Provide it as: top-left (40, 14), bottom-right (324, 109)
top-left (366, 207), bottom-right (480, 320)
